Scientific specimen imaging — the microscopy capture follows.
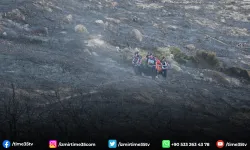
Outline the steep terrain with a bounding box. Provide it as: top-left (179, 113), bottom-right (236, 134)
top-left (0, 0), bottom-right (250, 147)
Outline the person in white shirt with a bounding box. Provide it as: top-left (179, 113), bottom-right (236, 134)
top-left (161, 57), bottom-right (170, 79)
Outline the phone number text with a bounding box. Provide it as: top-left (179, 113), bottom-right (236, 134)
top-left (171, 142), bottom-right (210, 147)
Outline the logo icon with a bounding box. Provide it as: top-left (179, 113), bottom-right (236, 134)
top-left (108, 139), bottom-right (117, 148)
top-left (162, 140), bottom-right (170, 148)
top-left (49, 140), bottom-right (57, 148)
top-left (216, 140), bottom-right (224, 148)
top-left (2, 140), bottom-right (11, 148)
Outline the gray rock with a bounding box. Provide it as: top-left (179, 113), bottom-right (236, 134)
top-left (74, 24), bottom-right (88, 33)
top-left (116, 47), bottom-right (120, 52)
top-left (6, 9), bottom-right (25, 21)
top-left (64, 14), bottom-right (73, 23)
top-left (130, 29), bottom-right (143, 42)
top-left (60, 31), bottom-right (67, 34)
top-left (185, 44), bottom-right (196, 51)
top-left (95, 20), bottom-right (104, 25)
top-left (200, 73), bottom-right (204, 77)
top-left (3, 32), bottom-right (7, 36)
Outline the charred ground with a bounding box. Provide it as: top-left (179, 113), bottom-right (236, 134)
top-left (0, 0), bottom-right (250, 148)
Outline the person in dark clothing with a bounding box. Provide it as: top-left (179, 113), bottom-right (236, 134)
top-left (132, 51), bottom-right (142, 75)
top-left (161, 57), bottom-right (170, 79)
top-left (146, 52), bottom-right (150, 63)
top-left (132, 52), bottom-right (141, 66)
top-left (147, 53), bottom-right (158, 78)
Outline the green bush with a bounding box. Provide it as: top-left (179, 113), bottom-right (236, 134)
top-left (120, 48), bottom-right (148, 64)
top-left (169, 47), bottom-right (190, 64)
top-left (169, 47), bottom-right (181, 56)
top-left (154, 47), bottom-right (171, 58)
top-left (194, 50), bottom-right (220, 67)
top-left (150, 47), bottom-right (191, 64)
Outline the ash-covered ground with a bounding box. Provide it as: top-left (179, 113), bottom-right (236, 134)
top-left (0, 0), bottom-right (250, 147)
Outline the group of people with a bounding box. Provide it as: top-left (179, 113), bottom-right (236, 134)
top-left (132, 51), bottom-right (171, 78)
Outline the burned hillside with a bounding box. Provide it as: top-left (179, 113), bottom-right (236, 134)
top-left (0, 0), bottom-right (250, 148)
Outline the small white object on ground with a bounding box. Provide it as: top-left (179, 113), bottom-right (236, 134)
top-left (95, 20), bottom-right (104, 24)
top-left (60, 31), bottom-right (67, 34)
top-left (116, 47), bottom-right (120, 52)
top-left (65, 14), bottom-right (73, 23)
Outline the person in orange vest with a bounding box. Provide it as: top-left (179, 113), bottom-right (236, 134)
top-left (154, 57), bottom-right (162, 78)
top-left (155, 58), bottom-right (162, 73)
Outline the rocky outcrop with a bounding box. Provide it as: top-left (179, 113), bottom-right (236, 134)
top-left (3, 9), bottom-right (25, 22)
top-left (223, 67), bottom-right (250, 81)
top-left (74, 24), bottom-right (88, 33)
top-left (185, 44), bottom-right (196, 51)
top-left (130, 28), bottom-right (143, 42)
top-left (64, 14), bottom-right (73, 24)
